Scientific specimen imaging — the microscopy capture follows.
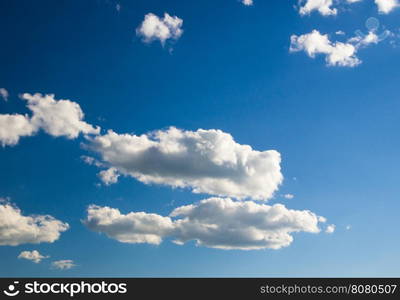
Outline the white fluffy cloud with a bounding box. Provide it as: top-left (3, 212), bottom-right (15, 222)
top-left (318, 216), bottom-right (327, 223)
top-left (300, 0), bottom-right (399, 15)
top-left (325, 224), bottom-right (336, 233)
top-left (52, 260), bottom-right (76, 270)
top-left (171, 198), bottom-right (323, 250)
top-left (290, 28), bottom-right (389, 67)
top-left (84, 205), bottom-right (174, 245)
top-left (299, 0), bottom-right (337, 16)
top-left (283, 193), bottom-right (294, 199)
top-left (18, 250), bottom-right (49, 263)
top-left (136, 13), bottom-right (183, 45)
top-left (86, 127), bottom-right (283, 200)
top-left (290, 30), bottom-right (361, 67)
top-left (84, 198), bottom-right (325, 250)
top-left (21, 93), bottom-right (99, 139)
top-left (0, 88), bottom-right (9, 101)
top-left (242, 0), bottom-right (253, 6)
top-left (0, 114), bottom-right (37, 146)
top-left (348, 31), bottom-right (379, 47)
top-left (358, 31), bottom-right (379, 45)
top-left (98, 168), bottom-right (120, 186)
top-left (0, 199), bottom-right (69, 246)
top-left (375, 0), bottom-right (399, 13)
top-left (0, 93), bottom-right (99, 147)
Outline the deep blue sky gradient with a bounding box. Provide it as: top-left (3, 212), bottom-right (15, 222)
top-left (1, 0), bottom-right (400, 277)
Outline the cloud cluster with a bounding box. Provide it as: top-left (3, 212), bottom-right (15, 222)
top-left (290, 30), bottom-right (361, 67)
top-left (52, 260), bottom-right (76, 270)
top-left (290, 28), bottom-right (388, 67)
top-left (299, 0), bottom-right (399, 15)
top-left (84, 197), bottom-right (325, 250)
top-left (0, 199), bottom-right (69, 246)
top-left (86, 127), bottom-right (283, 200)
top-left (136, 13), bottom-right (183, 45)
top-left (0, 93), bottom-right (99, 147)
top-left (18, 250), bottom-right (49, 263)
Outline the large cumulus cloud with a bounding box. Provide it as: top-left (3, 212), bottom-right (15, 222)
top-left (84, 198), bottom-right (325, 250)
top-left (86, 127), bottom-right (283, 200)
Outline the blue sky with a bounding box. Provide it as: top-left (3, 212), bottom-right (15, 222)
top-left (1, 0), bottom-right (400, 277)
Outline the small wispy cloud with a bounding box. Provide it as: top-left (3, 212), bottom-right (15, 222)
top-left (325, 224), bottom-right (336, 234)
top-left (98, 168), bottom-right (120, 186)
top-left (52, 260), bottom-right (76, 270)
top-left (0, 88), bottom-right (9, 101)
top-left (242, 0), bottom-right (253, 6)
top-left (318, 216), bottom-right (327, 223)
top-left (18, 250), bottom-right (49, 263)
